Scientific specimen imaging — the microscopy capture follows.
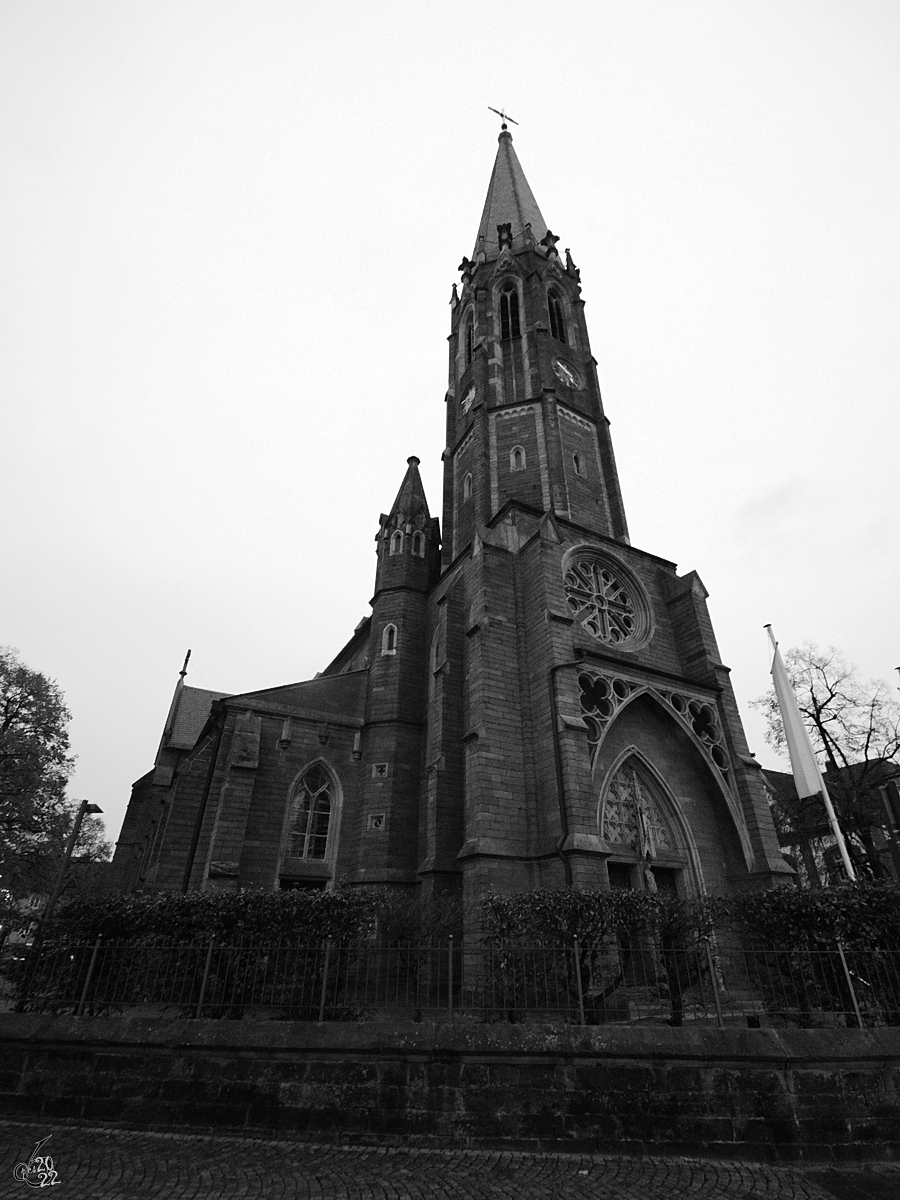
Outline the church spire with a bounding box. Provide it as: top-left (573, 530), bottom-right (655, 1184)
top-left (375, 456), bottom-right (439, 595)
top-left (473, 127), bottom-right (548, 261)
top-left (387, 455), bottom-right (430, 527)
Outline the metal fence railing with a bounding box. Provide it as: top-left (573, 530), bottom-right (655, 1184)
top-left (2, 938), bottom-right (899, 1028)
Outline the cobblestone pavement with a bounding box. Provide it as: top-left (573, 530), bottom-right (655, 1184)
top-left (1, 1121), bottom-right (899, 1200)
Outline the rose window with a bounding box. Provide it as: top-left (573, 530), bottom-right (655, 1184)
top-left (564, 561), bottom-right (636, 644)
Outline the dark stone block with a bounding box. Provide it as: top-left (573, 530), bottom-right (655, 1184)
top-left (739, 1117), bottom-right (796, 1147)
top-left (277, 1107), bottom-right (311, 1133)
top-left (83, 1097), bottom-right (134, 1123)
top-left (245, 1102), bottom-right (279, 1129)
top-left (40, 1097), bottom-right (84, 1120)
top-left (217, 1082), bottom-right (268, 1105)
top-left (179, 1103), bottom-right (246, 1129)
top-left (375, 1061), bottom-right (409, 1088)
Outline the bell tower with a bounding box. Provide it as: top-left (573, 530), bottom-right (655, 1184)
top-left (443, 123), bottom-right (629, 568)
top-left (427, 123), bottom-right (790, 906)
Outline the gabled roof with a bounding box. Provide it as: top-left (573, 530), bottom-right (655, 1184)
top-left (165, 685), bottom-right (229, 751)
top-left (473, 128), bottom-right (548, 261)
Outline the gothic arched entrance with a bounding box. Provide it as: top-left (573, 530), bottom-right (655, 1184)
top-left (598, 753), bottom-right (698, 895)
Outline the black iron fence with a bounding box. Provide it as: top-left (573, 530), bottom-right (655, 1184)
top-left (2, 937), bottom-right (899, 1028)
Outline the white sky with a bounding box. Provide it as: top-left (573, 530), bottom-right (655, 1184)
top-left (2, 1), bottom-right (898, 849)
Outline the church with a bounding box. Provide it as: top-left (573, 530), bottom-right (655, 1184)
top-left (111, 125), bottom-right (791, 907)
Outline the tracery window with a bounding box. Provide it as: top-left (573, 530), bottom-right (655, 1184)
top-left (510, 445), bottom-right (526, 471)
top-left (564, 558), bottom-right (638, 645)
top-left (548, 289), bottom-right (567, 343)
top-left (499, 286), bottom-right (520, 341)
top-left (389, 529), bottom-right (403, 555)
top-left (287, 765), bottom-right (332, 860)
top-left (602, 761), bottom-right (673, 858)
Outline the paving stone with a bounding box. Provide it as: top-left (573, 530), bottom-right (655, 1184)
top-left (2, 1119), bottom-right (899, 1199)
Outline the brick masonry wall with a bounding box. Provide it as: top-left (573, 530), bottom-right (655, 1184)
top-left (1, 1016), bottom-right (898, 1161)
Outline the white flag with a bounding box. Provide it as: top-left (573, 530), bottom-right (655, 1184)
top-left (767, 627), bottom-right (856, 880)
top-left (770, 642), bottom-right (823, 799)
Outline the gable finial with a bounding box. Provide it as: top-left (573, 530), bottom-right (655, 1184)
top-left (488, 106), bottom-right (519, 132)
top-left (179, 648), bottom-right (191, 681)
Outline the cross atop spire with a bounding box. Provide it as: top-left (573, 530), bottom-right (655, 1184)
top-left (473, 127), bottom-right (548, 262)
top-left (487, 106), bottom-right (519, 130)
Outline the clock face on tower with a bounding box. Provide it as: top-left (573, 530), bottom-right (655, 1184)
top-left (552, 358), bottom-right (584, 390)
top-left (461, 384), bottom-right (476, 413)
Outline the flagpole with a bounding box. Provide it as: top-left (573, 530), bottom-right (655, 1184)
top-left (765, 625), bottom-right (856, 882)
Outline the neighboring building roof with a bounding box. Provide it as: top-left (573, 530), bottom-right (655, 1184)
top-left (473, 128), bottom-right (548, 260)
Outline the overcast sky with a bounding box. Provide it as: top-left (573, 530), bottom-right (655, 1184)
top-left (2, 1), bottom-right (898, 849)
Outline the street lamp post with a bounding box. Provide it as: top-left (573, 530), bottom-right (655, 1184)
top-left (42, 800), bottom-right (103, 926)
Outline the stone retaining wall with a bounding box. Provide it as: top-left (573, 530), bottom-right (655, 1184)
top-left (1, 1015), bottom-right (898, 1161)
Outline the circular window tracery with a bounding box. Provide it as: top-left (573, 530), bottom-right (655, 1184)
top-left (562, 548), bottom-right (652, 651)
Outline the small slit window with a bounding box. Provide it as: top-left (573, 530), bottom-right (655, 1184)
top-left (548, 289), bottom-right (567, 344)
top-left (382, 624), bottom-right (397, 655)
top-left (389, 529), bottom-right (404, 555)
top-left (573, 452), bottom-right (584, 476)
top-left (499, 286), bottom-right (521, 341)
top-left (463, 472), bottom-right (473, 501)
top-left (411, 530), bottom-right (425, 557)
top-left (510, 445), bottom-right (526, 471)
top-left (464, 314), bottom-right (474, 366)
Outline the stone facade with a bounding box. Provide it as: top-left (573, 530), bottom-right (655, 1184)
top-left (111, 127), bottom-right (792, 906)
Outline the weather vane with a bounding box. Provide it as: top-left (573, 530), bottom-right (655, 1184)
top-left (488, 106), bottom-right (519, 130)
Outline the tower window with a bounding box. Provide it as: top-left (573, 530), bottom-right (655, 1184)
top-left (389, 529), bottom-right (404, 555)
top-left (463, 472), bottom-right (473, 501)
top-left (411, 530), bottom-right (425, 557)
top-left (573, 452), bottom-right (584, 476)
top-left (497, 222), bottom-right (512, 251)
top-left (500, 286), bottom-right (520, 341)
top-left (548, 289), bottom-right (567, 344)
top-left (464, 314), bottom-right (474, 366)
top-left (510, 445), bottom-right (526, 471)
top-left (382, 623), bottom-right (398, 655)
top-left (287, 765), bottom-right (332, 860)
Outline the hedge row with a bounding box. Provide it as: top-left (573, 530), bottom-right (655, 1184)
top-left (38, 879), bottom-right (900, 950)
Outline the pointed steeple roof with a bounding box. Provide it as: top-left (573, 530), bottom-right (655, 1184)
top-left (473, 128), bottom-right (548, 261)
top-left (387, 455), bottom-right (430, 524)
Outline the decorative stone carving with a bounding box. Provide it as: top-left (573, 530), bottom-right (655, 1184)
top-left (578, 672), bottom-right (632, 764)
top-left (663, 693), bottom-right (730, 773)
top-left (602, 762), bottom-right (673, 855)
top-left (562, 547), bottom-right (652, 651)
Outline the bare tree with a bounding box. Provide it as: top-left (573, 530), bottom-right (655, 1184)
top-left (754, 643), bottom-right (900, 880)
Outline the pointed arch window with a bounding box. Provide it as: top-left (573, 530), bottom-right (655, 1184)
top-left (389, 529), bottom-right (404, 555)
top-left (573, 452), bottom-right (584, 476)
top-left (288, 765), bottom-right (332, 860)
top-left (602, 762), bottom-right (673, 856)
top-left (382, 623), bottom-right (398, 655)
top-left (500, 285), bottom-right (521, 341)
top-left (411, 530), bottom-right (425, 557)
top-left (510, 445), bottom-right (526, 472)
top-left (464, 314), bottom-right (474, 366)
top-left (463, 472), bottom-right (473, 501)
top-left (548, 289), bottom-right (567, 344)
